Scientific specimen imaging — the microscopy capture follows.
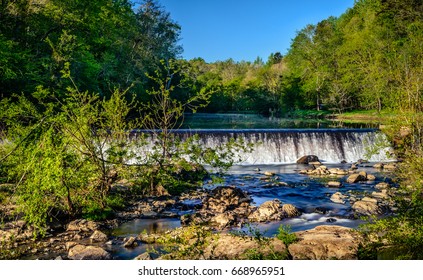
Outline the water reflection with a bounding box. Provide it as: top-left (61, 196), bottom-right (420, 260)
top-left (112, 218), bottom-right (181, 238)
top-left (181, 113), bottom-right (379, 129)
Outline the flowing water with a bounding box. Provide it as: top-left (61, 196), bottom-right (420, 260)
top-left (112, 114), bottom-right (394, 259)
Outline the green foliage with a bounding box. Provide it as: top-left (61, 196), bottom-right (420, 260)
top-left (230, 224), bottom-right (289, 260)
top-left (0, 0), bottom-right (182, 100)
top-left (157, 225), bottom-right (215, 260)
top-left (276, 224), bottom-right (298, 246)
top-left (285, 0), bottom-right (423, 114)
top-left (0, 68), bottom-right (140, 235)
top-left (358, 114), bottom-right (423, 259)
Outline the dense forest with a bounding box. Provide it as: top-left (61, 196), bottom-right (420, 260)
top-left (0, 0), bottom-right (423, 259)
top-left (1, 0), bottom-right (422, 116)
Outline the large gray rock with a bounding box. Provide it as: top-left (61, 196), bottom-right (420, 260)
top-left (297, 155), bottom-right (320, 164)
top-left (68, 244), bottom-right (111, 260)
top-left (288, 225), bottom-right (363, 260)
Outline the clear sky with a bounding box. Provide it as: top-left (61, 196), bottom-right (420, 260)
top-left (158, 0), bottom-right (355, 62)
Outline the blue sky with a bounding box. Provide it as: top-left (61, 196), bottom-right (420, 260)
top-left (158, 0), bottom-right (355, 62)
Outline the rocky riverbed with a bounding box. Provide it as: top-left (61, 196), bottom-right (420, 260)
top-left (0, 160), bottom-right (397, 260)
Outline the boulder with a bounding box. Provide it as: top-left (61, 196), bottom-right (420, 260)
top-left (346, 173), bottom-right (366, 183)
top-left (375, 182), bottom-right (390, 190)
top-left (297, 155), bottom-right (320, 164)
top-left (282, 204), bottom-right (301, 218)
top-left (330, 192), bottom-right (347, 204)
top-left (249, 200), bottom-right (300, 222)
top-left (373, 163), bottom-right (384, 169)
top-left (89, 230), bottom-right (108, 242)
top-left (248, 199), bottom-right (284, 222)
top-left (123, 236), bottom-right (138, 248)
top-left (352, 198), bottom-right (382, 216)
top-left (210, 213), bottom-right (236, 229)
top-left (306, 166), bottom-right (331, 176)
top-left (371, 190), bottom-right (389, 200)
top-left (66, 219), bottom-right (98, 232)
top-left (138, 233), bottom-right (160, 244)
top-left (68, 244), bottom-right (111, 260)
top-left (134, 252), bottom-right (155, 260)
top-left (203, 234), bottom-right (287, 260)
top-left (383, 163), bottom-right (397, 170)
top-left (288, 225), bottom-right (363, 260)
top-left (328, 168), bottom-right (348, 175)
top-left (202, 186), bottom-right (251, 213)
top-left (366, 174), bottom-right (376, 181)
top-left (336, 169), bottom-right (349, 175)
top-left (327, 181), bottom-right (342, 188)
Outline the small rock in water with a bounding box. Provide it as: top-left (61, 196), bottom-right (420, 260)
top-left (123, 236), bottom-right (138, 248)
top-left (366, 174), bottom-right (376, 181)
top-left (314, 207), bottom-right (327, 214)
top-left (326, 218), bottom-right (337, 223)
top-left (330, 192), bottom-right (348, 204)
top-left (264, 171), bottom-right (275, 176)
top-left (327, 181), bottom-right (342, 188)
top-left (373, 163), bottom-right (384, 169)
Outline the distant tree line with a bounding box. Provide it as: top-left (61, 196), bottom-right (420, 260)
top-left (178, 0), bottom-right (422, 115)
top-left (1, 0), bottom-right (421, 116)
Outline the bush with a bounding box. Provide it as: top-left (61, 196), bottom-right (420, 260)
top-left (276, 224), bottom-right (298, 246)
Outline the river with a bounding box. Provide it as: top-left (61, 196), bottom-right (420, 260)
top-left (110, 113), bottom-right (395, 259)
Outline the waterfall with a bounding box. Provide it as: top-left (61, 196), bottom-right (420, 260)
top-left (132, 129), bottom-right (393, 165)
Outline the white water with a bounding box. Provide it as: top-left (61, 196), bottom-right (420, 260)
top-left (136, 129), bottom-right (393, 164)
